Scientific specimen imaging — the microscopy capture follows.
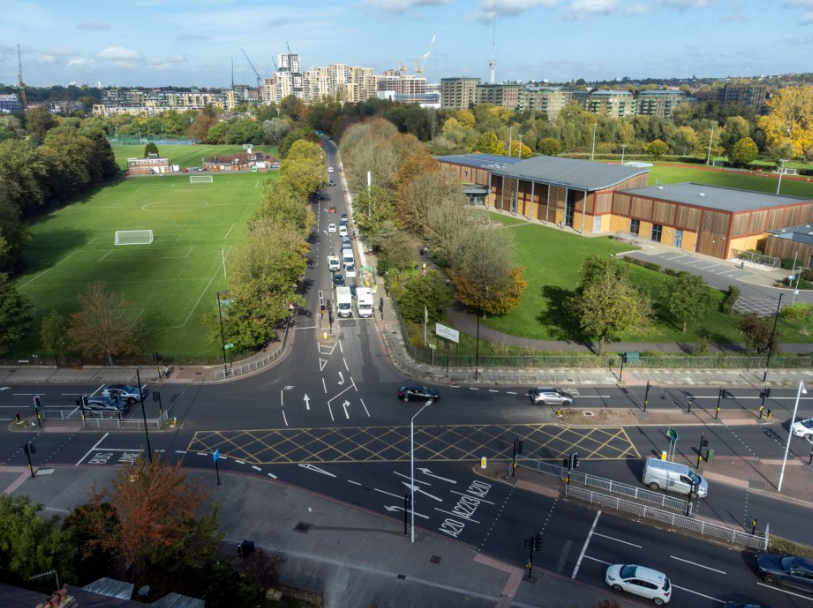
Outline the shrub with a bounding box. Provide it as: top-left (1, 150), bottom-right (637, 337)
top-left (721, 285), bottom-right (741, 313)
top-left (621, 257), bottom-right (661, 272)
top-left (802, 267), bottom-right (813, 282)
top-left (780, 257), bottom-right (797, 270)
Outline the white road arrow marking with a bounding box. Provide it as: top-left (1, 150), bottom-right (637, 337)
top-left (401, 481), bottom-right (442, 502)
top-left (384, 505), bottom-right (429, 519)
top-left (298, 463), bottom-right (336, 477)
top-left (0, 387), bottom-right (9, 391)
top-left (303, 394), bottom-right (310, 410)
top-left (394, 471), bottom-right (430, 486)
top-left (342, 400), bottom-right (351, 419)
top-left (338, 371), bottom-right (345, 385)
top-left (417, 468), bottom-right (456, 484)
top-left (319, 359), bottom-right (328, 371)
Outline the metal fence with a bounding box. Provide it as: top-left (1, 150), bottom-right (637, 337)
top-left (565, 485), bottom-right (768, 550)
top-left (214, 321), bottom-right (291, 380)
top-left (43, 406), bottom-right (170, 430)
top-left (732, 249), bottom-right (781, 269)
top-left (516, 458), bottom-right (689, 512)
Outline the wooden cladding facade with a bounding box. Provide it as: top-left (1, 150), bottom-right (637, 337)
top-left (765, 237), bottom-right (813, 268)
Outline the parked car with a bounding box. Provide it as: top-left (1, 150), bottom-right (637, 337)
top-left (182, 167), bottom-right (189, 172)
top-left (339, 224), bottom-right (348, 237)
top-left (791, 417), bottom-right (813, 440)
top-left (398, 384), bottom-right (439, 403)
top-left (101, 384), bottom-right (146, 404)
top-left (329, 179), bottom-right (336, 186)
top-left (605, 564), bottom-right (672, 605)
top-left (345, 263), bottom-right (357, 278)
top-left (757, 553), bottom-right (813, 592)
top-left (341, 236), bottom-right (352, 248)
top-left (328, 255), bottom-right (341, 271)
top-left (328, 223), bottom-right (337, 233)
top-left (529, 387), bottom-right (577, 406)
top-left (85, 395), bottom-right (127, 413)
top-left (328, 206), bottom-right (337, 213)
top-left (333, 273), bottom-right (345, 288)
top-left (341, 213), bottom-right (348, 221)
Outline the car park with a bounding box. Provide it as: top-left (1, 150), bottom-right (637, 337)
top-left (328, 223), bottom-right (337, 233)
top-left (101, 384), bottom-right (146, 404)
top-left (756, 553), bottom-right (813, 592)
top-left (605, 564), bottom-right (672, 605)
top-left (333, 273), bottom-right (345, 288)
top-left (345, 263), bottom-right (357, 278)
top-left (328, 255), bottom-right (341, 271)
top-left (85, 395), bottom-right (127, 413)
top-left (791, 417), bottom-right (813, 440)
top-left (398, 384), bottom-right (440, 402)
top-left (529, 387), bottom-right (577, 405)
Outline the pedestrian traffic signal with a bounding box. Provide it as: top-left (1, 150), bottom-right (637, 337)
top-left (517, 439), bottom-right (524, 455)
top-left (571, 453), bottom-right (580, 469)
top-left (24, 442), bottom-right (36, 455)
top-left (534, 532), bottom-right (542, 552)
top-left (701, 438), bottom-right (709, 448)
top-left (33, 395), bottom-right (41, 409)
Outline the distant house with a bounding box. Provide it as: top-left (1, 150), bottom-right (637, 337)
top-left (127, 153), bottom-right (170, 175)
top-left (203, 150), bottom-right (278, 172)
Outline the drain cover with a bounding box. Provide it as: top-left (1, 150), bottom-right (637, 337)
top-left (294, 522), bottom-right (312, 533)
top-left (397, 574), bottom-right (406, 580)
top-left (583, 411), bottom-right (595, 417)
top-left (430, 555), bottom-right (442, 564)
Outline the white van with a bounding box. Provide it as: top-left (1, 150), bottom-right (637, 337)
top-left (342, 247), bottom-right (354, 267)
top-left (642, 458), bottom-right (708, 498)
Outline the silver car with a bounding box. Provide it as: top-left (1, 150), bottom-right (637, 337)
top-left (529, 387), bottom-right (577, 406)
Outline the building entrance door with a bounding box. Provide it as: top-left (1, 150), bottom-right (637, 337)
top-left (565, 190), bottom-right (577, 227)
top-left (674, 229), bottom-right (683, 249)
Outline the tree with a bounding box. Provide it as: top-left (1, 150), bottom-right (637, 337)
top-left (24, 106), bottom-right (60, 142)
top-left (188, 106), bottom-right (220, 142)
top-left (660, 272), bottom-right (714, 332)
top-left (645, 139), bottom-right (668, 159)
top-left (728, 137), bottom-right (759, 166)
top-left (0, 273), bottom-right (34, 356)
top-left (83, 456), bottom-right (221, 573)
top-left (68, 281), bottom-right (143, 365)
top-left (144, 142), bottom-right (159, 157)
top-left (758, 85), bottom-right (813, 159)
top-left (538, 137), bottom-right (561, 156)
top-left (508, 139), bottom-right (533, 158)
top-left (737, 313), bottom-right (779, 354)
top-left (40, 310), bottom-right (70, 365)
top-left (396, 270), bottom-right (454, 325)
top-left (474, 131), bottom-right (504, 155)
top-left (580, 255), bottom-right (630, 286)
top-left (375, 228), bottom-right (418, 278)
top-left (262, 117), bottom-right (291, 145)
top-left (352, 185), bottom-right (396, 238)
top-left (570, 274), bottom-right (652, 355)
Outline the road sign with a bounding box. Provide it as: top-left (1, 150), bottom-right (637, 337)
top-left (435, 323), bottom-right (459, 343)
top-left (666, 427), bottom-right (678, 441)
top-left (213, 449), bottom-right (220, 462)
top-left (224, 343), bottom-right (234, 349)
top-left (429, 344), bottom-right (437, 350)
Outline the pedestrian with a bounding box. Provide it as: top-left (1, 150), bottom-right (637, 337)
top-left (421, 262), bottom-right (426, 274)
top-left (163, 365), bottom-right (170, 379)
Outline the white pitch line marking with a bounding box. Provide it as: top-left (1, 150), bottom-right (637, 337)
top-left (223, 224), bottom-right (235, 239)
top-left (76, 433), bottom-right (109, 465)
top-left (572, 511), bottom-right (601, 579)
top-left (252, 465), bottom-right (261, 471)
top-left (348, 480), bottom-right (362, 486)
top-left (669, 555), bottom-right (726, 574)
top-left (593, 533), bottom-right (641, 548)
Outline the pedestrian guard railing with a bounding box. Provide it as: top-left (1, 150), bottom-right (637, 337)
top-left (42, 405), bottom-right (170, 430)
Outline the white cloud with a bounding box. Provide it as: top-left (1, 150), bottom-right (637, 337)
top-left (77, 22), bottom-right (111, 30)
top-left (565, 0), bottom-right (619, 18)
top-left (67, 58), bottom-right (95, 67)
top-left (662, 0), bottom-right (712, 7)
top-left (470, 0), bottom-right (563, 22)
top-left (803, 9), bottom-right (813, 22)
top-left (623, 4), bottom-right (650, 14)
top-left (356, 0), bottom-right (451, 11)
top-left (97, 47), bottom-right (142, 61)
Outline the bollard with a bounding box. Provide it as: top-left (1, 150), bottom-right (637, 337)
top-left (14, 413), bottom-right (20, 423)
top-left (767, 409), bottom-right (772, 419)
top-left (759, 405), bottom-right (764, 419)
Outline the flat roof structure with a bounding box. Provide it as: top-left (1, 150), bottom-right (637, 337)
top-left (436, 154), bottom-right (524, 171)
top-left (622, 182), bottom-right (809, 213)
top-left (493, 155), bottom-right (650, 191)
top-left (767, 223), bottom-right (813, 246)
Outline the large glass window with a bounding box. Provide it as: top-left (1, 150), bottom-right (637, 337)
top-left (630, 219), bottom-right (640, 236)
top-left (651, 224), bottom-right (663, 243)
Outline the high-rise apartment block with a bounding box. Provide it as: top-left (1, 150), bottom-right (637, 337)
top-left (440, 78), bottom-right (481, 109)
top-left (518, 87), bottom-right (574, 121)
top-left (636, 90), bottom-right (688, 118)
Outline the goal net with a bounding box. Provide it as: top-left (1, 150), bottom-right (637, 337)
top-left (115, 230), bottom-right (154, 246)
top-left (190, 175), bottom-right (213, 183)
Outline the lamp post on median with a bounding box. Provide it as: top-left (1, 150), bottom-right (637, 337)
top-left (776, 159), bottom-right (789, 195)
top-left (620, 144), bottom-right (628, 165)
top-left (778, 380), bottom-right (807, 492)
top-left (410, 399), bottom-right (433, 543)
top-left (216, 291), bottom-right (228, 375)
top-left (762, 293), bottom-right (783, 383)
top-left (135, 366), bottom-right (153, 464)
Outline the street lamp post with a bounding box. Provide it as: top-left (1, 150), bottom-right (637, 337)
top-left (778, 380), bottom-right (807, 492)
top-left (762, 293), bottom-right (783, 383)
top-left (410, 399), bottom-right (433, 543)
top-left (474, 312), bottom-right (480, 382)
top-left (216, 291), bottom-right (228, 375)
top-left (620, 144), bottom-right (628, 165)
top-left (135, 366), bottom-right (153, 464)
top-left (776, 159), bottom-right (789, 195)
top-left (591, 123), bottom-right (597, 161)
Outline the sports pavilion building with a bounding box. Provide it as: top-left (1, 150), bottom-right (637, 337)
top-left (436, 154), bottom-right (813, 262)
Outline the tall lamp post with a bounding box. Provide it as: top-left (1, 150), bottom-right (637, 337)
top-left (135, 366), bottom-right (153, 464)
top-left (590, 123), bottom-right (597, 161)
top-left (776, 159), bottom-right (789, 195)
top-left (620, 144), bottom-right (628, 165)
top-left (762, 293), bottom-right (783, 383)
top-left (216, 291), bottom-right (228, 375)
top-left (410, 399), bottom-right (433, 543)
top-left (778, 380), bottom-right (807, 492)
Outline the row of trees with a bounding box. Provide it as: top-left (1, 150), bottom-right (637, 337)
top-left (0, 457), bottom-right (280, 604)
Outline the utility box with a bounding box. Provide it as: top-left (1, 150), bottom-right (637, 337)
top-left (706, 449), bottom-right (714, 464)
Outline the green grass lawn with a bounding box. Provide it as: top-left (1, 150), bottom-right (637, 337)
top-left (111, 144), bottom-right (280, 171)
top-left (478, 213), bottom-right (813, 345)
top-left (648, 163), bottom-right (813, 199)
top-left (16, 172), bottom-right (274, 363)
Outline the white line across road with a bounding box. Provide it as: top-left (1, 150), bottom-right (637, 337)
top-left (757, 583), bottom-right (813, 602)
top-left (672, 584), bottom-right (726, 603)
top-left (582, 555), bottom-right (611, 566)
top-left (76, 433), bottom-right (109, 465)
top-left (670, 555), bottom-right (726, 574)
top-left (593, 533), bottom-right (642, 548)
top-left (572, 511), bottom-right (601, 579)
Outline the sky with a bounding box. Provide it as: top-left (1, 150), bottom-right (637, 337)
top-left (1, 0), bottom-right (813, 88)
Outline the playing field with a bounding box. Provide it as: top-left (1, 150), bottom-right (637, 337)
top-left (16, 173), bottom-right (272, 363)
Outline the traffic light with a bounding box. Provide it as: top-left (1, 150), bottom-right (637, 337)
top-left (571, 453), bottom-right (580, 470)
top-left (701, 438), bottom-right (709, 448)
top-left (33, 395), bottom-right (41, 409)
top-left (534, 532), bottom-right (542, 552)
top-left (517, 439), bottom-right (524, 455)
top-left (23, 441), bottom-right (36, 455)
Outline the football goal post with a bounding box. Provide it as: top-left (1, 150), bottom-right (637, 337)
top-left (115, 230), bottom-right (154, 246)
top-left (190, 175), bottom-right (213, 183)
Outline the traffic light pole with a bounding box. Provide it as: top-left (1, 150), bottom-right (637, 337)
top-left (135, 367), bottom-right (153, 464)
top-left (23, 440), bottom-right (35, 478)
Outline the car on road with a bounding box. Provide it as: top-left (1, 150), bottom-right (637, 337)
top-left (529, 387), bottom-right (577, 406)
top-left (328, 223), bottom-right (337, 233)
top-left (101, 384), bottom-right (146, 404)
top-left (791, 417), bottom-right (813, 440)
top-left (341, 236), bottom-right (352, 247)
top-left (329, 179), bottom-right (336, 186)
top-left (328, 255), bottom-right (341, 271)
top-left (345, 263), bottom-right (357, 278)
top-left (182, 167), bottom-right (189, 172)
top-left (85, 395), bottom-right (127, 413)
top-left (341, 213), bottom-right (348, 221)
top-left (398, 384), bottom-right (439, 403)
top-left (339, 224), bottom-right (348, 237)
top-left (328, 206), bottom-right (337, 213)
top-left (328, 166), bottom-right (334, 173)
top-left (756, 553), bottom-right (813, 592)
top-left (605, 564), bottom-right (672, 605)
top-left (333, 273), bottom-right (345, 288)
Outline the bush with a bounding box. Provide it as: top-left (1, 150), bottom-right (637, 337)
top-left (621, 257), bottom-right (661, 272)
top-left (780, 257), bottom-right (797, 270)
top-left (784, 276), bottom-right (813, 290)
top-left (721, 285), bottom-right (740, 313)
top-left (802, 267), bottom-right (813, 282)
top-left (662, 267), bottom-right (679, 276)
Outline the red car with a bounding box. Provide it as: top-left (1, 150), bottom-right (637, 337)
top-left (328, 206), bottom-right (337, 213)
top-left (182, 168), bottom-right (189, 172)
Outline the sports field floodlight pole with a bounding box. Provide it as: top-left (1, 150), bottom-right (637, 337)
top-left (410, 399), bottom-right (433, 543)
top-left (135, 366), bottom-right (153, 464)
top-left (776, 159), bottom-right (788, 195)
top-left (778, 380), bottom-right (807, 492)
top-left (706, 126), bottom-right (714, 166)
top-left (216, 291), bottom-right (228, 375)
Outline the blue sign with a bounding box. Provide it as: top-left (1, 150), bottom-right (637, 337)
top-left (213, 449), bottom-right (220, 462)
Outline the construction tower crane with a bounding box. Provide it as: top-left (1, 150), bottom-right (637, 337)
top-left (414, 34), bottom-right (436, 77)
top-left (397, 60), bottom-right (407, 76)
top-left (17, 44), bottom-right (27, 109)
top-left (240, 48), bottom-right (263, 89)
top-left (286, 41), bottom-right (292, 55)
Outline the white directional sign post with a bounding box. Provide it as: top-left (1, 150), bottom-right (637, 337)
top-left (435, 323), bottom-right (459, 378)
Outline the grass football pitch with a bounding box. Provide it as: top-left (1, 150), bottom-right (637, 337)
top-left (111, 144), bottom-right (279, 171)
top-left (16, 173), bottom-right (272, 363)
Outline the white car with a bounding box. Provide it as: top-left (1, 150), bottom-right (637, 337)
top-left (328, 255), bottom-right (341, 271)
top-left (328, 223), bottom-right (337, 233)
top-left (345, 263), bottom-right (357, 278)
top-left (791, 417), bottom-right (813, 440)
top-left (339, 224), bottom-right (348, 237)
top-left (328, 166), bottom-right (334, 173)
top-left (606, 564), bottom-right (672, 605)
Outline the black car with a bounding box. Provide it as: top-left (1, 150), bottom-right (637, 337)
top-left (329, 179), bottom-right (336, 186)
top-left (333, 273), bottom-right (345, 288)
top-left (756, 553), bottom-right (813, 592)
top-left (398, 384), bottom-right (439, 403)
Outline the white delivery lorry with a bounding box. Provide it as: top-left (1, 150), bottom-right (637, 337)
top-left (336, 286), bottom-right (353, 318)
top-left (342, 247), bottom-right (355, 267)
top-left (356, 287), bottom-right (374, 318)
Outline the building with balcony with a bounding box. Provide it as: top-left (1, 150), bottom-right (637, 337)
top-left (583, 90), bottom-right (635, 117)
top-left (636, 90), bottom-right (689, 118)
top-left (440, 77), bottom-right (481, 109)
top-left (475, 83), bottom-right (522, 110)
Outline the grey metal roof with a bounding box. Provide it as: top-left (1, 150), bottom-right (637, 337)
top-left (493, 155), bottom-right (650, 191)
top-left (622, 182), bottom-right (809, 212)
top-left (768, 223), bottom-right (813, 245)
top-left (435, 154), bottom-right (524, 170)
top-left (153, 593), bottom-right (206, 608)
top-left (83, 577), bottom-right (134, 600)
